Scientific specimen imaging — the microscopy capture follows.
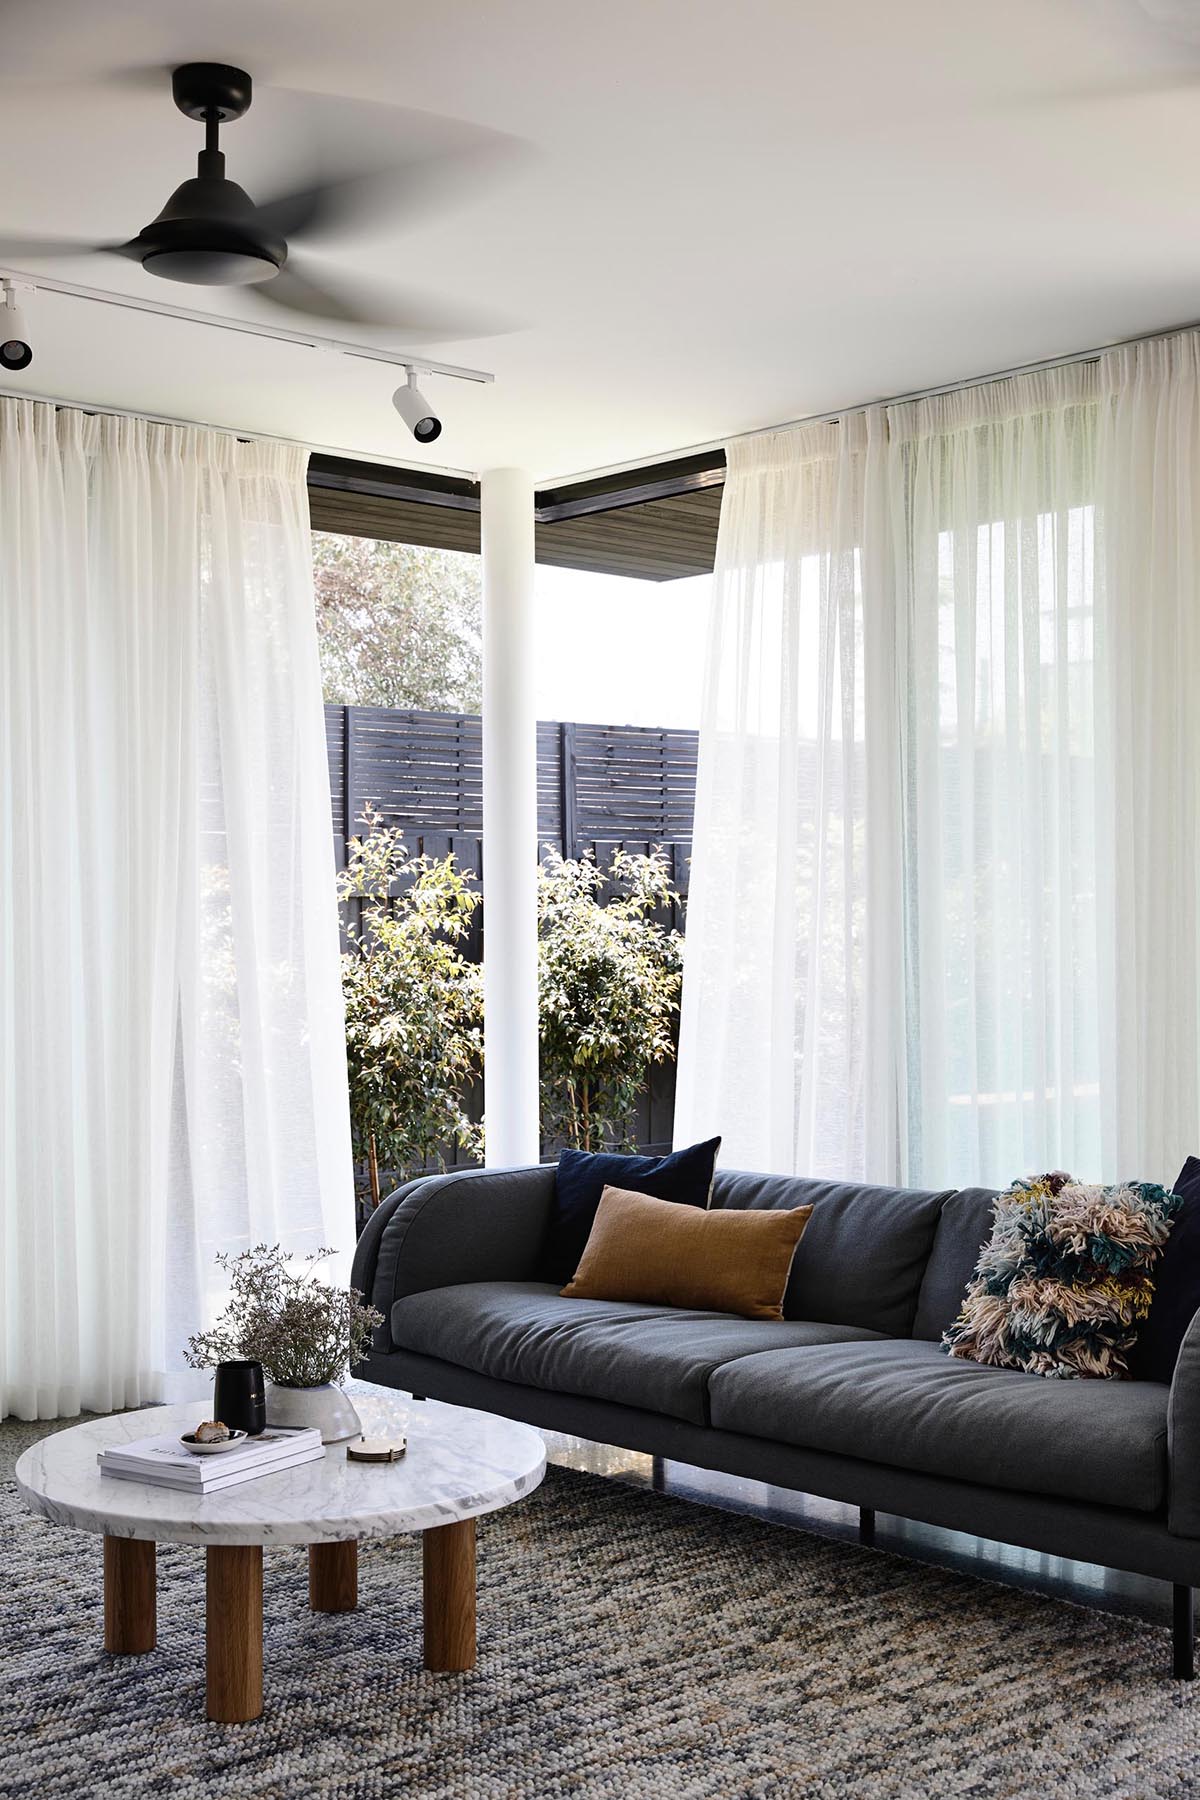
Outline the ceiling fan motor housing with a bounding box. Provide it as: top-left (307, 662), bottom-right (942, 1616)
top-left (136, 63), bottom-right (283, 286)
top-left (135, 170), bottom-right (286, 286)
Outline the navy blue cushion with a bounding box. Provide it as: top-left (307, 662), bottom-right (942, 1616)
top-left (539, 1138), bottom-right (721, 1285)
top-left (1128, 1158), bottom-right (1200, 1383)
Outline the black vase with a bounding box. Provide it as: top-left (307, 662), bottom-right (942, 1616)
top-left (213, 1359), bottom-right (266, 1436)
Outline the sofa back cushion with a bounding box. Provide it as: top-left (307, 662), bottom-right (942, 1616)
top-left (911, 1187), bottom-right (999, 1340)
top-left (708, 1171), bottom-right (952, 1335)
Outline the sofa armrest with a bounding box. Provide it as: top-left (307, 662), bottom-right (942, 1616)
top-left (351, 1164), bottom-right (557, 1350)
top-left (1168, 1306), bottom-right (1200, 1534)
top-left (350, 1174), bottom-right (428, 1322)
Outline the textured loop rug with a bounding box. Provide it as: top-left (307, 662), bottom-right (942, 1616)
top-left (2, 1417), bottom-right (1198, 1799)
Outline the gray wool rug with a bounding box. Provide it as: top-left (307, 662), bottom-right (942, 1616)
top-left (2, 1416), bottom-right (1198, 1800)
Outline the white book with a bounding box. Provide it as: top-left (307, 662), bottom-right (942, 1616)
top-left (98, 1430), bottom-right (322, 1485)
top-left (98, 1427), bottom-right (323, 1485)
top-left (100, 1443), bottom-right (326, 1493)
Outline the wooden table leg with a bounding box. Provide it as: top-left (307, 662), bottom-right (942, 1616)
top-left (206, 1545), bottom-right (263, 1723)
top-left (423, 1518), bottom-right (476, 1672)
top-left (309, 1541), bottom-right (358, 1613)
top-left (104, 1535), bottom-right (156, 1654)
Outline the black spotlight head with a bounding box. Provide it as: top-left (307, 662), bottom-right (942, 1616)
top-left (0, 286), bottom-right (31, 370)
top-left (393, 374), bottom-right (443, 442)
top-left (0, 335), bottom-right (32, 372)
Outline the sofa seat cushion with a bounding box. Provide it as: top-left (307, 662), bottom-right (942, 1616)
top-left (390, 1281), bottom-right (888, 1426)
top-left (707, 1340), bottom-right (1170, 1510)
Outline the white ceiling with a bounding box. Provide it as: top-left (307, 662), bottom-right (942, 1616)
top-left (2, 0), bottom-right (1200, 483)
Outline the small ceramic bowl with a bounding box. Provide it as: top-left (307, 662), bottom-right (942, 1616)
top-left (180, 1429), bottom-right (249, 1456)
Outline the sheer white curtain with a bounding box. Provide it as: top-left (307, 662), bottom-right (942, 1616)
top-left (679, 331), bottom-right (1200, 1191)
top-left (0, 401), bottom-right (353, 1420)
top-left (1095, 333), bottom-right (1200, 1182)
top-left (891, 369), bottom-right (1103, 1186)
top-left (674, 418), bottom-right (903, 1176)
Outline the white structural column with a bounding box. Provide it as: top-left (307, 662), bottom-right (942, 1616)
top-left (480, 467), bottom-right (540, 1166)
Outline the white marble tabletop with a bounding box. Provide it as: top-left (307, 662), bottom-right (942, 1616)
top-left (15, 1387), bottom-right (546, 1547)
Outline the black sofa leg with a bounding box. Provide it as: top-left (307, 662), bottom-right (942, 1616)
top-left (1174, 1585), bottom-right (1195, 1680)
top-left (859, 1507), bottom-right (875, 1547)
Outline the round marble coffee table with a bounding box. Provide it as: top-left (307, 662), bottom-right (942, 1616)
top-left (15, 1390), bottom-right (546, 1724)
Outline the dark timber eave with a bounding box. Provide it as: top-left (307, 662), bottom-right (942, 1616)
top-left (308, 450), bottom-right (726, 582)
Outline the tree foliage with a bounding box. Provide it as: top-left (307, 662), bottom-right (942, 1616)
top-left (339, 810), bottom-right (484, 1201)
top-left (537, 847), bottom-right (684, 1153)
top-left (313, 532), bottom-right (482, 712)
top-left (338, 815), bottom-right (685, 1193)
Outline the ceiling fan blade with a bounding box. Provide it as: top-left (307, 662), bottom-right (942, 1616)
top-left (0, 234), bottom-right (145, 274)
top-left (254, 169), bottom-right (416, 246)
top-left (250, 259), bottom-right (520, 341)
top-left (252, 106), bottom-right (537, 247)
top-left (250, 265), bottom-right (391, 326)
top-left (1016, 70), bottom-right (1200, 105)
top-left (0, 232), bottom-right (117, 261)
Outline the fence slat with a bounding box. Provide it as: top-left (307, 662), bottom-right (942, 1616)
top-left (559, 721), bottom-right (579, 858)
top-left (325, 705), bottom-right (698, 852)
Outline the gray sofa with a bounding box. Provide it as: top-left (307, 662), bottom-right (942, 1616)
top-left (351, 1163), bottom-right (1200, 1677)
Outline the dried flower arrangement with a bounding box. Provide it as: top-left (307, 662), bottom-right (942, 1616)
top-left (184, 1245), bottom-right (383, 1389)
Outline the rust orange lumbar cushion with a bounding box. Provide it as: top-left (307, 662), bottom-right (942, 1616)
top-left (561, 1184), bottom-right (813, 1321)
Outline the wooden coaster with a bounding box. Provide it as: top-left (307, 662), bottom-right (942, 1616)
top-left (346, 1436), bottom-right (407, 1463)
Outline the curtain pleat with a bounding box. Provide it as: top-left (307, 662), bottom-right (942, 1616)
top-left (674, 416), bottom-right (896, 1176)
top-left (889, 367), bottom-right (1102, 1186)
top-left (0, 401), bottom-right (354, 1420)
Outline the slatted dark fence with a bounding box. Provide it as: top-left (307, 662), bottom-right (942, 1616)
top-left (325, 705), bottom-right (698, 1164)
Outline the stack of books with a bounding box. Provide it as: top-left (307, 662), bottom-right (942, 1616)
top-left (98, 1427), bottom-right (325, 1493)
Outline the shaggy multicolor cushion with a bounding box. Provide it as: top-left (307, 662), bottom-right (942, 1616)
top-left (942, 1172), bottom-right (1181, 1380)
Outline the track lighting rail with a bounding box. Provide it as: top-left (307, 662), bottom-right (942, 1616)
top-left (0, 266), bottom-right (495, 385)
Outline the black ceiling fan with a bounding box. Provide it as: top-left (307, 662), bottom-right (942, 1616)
top-left (0, 63), bottom-right (520, 336)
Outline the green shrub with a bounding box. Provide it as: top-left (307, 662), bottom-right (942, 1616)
top-left (537, 847), bottom-right (683, 1153)
top-left (339, 816), bottom-right (685, 1198)
top-left (339, 810), bottom-right (483, 1206)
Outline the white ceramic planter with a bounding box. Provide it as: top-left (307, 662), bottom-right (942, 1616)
top-left (265, 1381), bottom-right (363, 1444)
